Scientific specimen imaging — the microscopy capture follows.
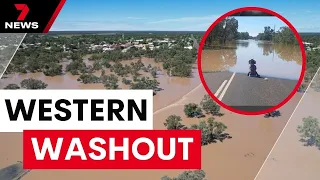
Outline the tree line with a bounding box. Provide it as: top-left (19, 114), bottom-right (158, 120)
top-left (298, 34), bottom-right (320, 92)
top-left (205, 17), bottom-right (239, 47)
top-left (204, 17), bottom-right (254, 48)
top-left (6, 34), bottom-right (198, 79)
top-left (256, 26), bottom-right (298, 45)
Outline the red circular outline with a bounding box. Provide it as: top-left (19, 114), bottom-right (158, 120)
top-left (198, 6), bottom-right (306, 115)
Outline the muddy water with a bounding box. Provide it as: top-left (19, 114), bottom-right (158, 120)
top-left (201, 48), bottom-right (237, 72)
top-left (202, 40), bottom-right (302, 80)
top-left (256, 89), bottom-right (320, 180)
top-left (0, 57), bottom-right (200, 111)
top-left (0, 55), bottom-right (303, 179)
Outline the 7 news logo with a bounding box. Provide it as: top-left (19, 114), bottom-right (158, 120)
top-left (4, 4), bottom-right (39, 29)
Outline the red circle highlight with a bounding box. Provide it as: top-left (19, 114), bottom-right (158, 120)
top-left (198, 6), bottom-right (306, 115)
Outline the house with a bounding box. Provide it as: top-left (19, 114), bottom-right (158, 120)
top-left (184, 46), bottom-right (193, 50)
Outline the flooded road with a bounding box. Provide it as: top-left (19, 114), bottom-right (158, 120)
top-left (201, 40), bottom-right (302, 80)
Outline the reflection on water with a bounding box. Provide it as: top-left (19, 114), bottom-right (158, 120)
top-left (202, 40), bottom-right (302, 80)
top-left (236, 40), bottom-right (249, 48)
top-left (201, 49), bottom-right (237, 72)
top-left (257, 42), bottom-right (273, 56)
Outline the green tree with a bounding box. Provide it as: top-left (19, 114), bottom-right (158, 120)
top-left (20, 78), bottom-right (48, 89)
top-left (184, 103), bottom-right (202, 117)
top-left (200, 95), bottom-right (221, 115)
top-left (237, 32), bottom-right (250, 40)
top-left (122, 77), bottom-right (131, 85)
top-left (297, 116), bottom-right (320, 147)
top-left (190, 117), bottom-right (228, 145)
top-left (92, 61), bottom-right (103, 70)
top-left (205, 19), bottom-right (225, 46)
top-left (273, 26), bottom-right (297, 44)
top-left (222, 17), bottom-right (239, 44)
top-left (171, 63), bottom-right (192, 77)
top-left (209, 117), bottom-right (227, 136)
top-left (257, 26), bottom-right (274, 41)
top-left (78, 73), bottom-right (100, 84)
top-left (161, 170), bottom-right (206, 180)
top-left (101, 74), bottom-right (119, 89)
top-left (205, 17), bottom-right (239, 47)
top-left (43, 62), bottom-right (62, 76)
top-left (205, 17), bottom-right (238, 46)
top-left (66, 60), bottom-right (87, 75)
top-left (264, 26), bottom-right (274, 41)
top-left (130, 77), bottom-right (160, 92)
top-left (4, 84), bottom-right (20, 89)
top-left (164, 115), bottom-right (186, 130)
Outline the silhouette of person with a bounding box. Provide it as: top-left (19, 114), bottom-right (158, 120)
top-left (248, 59), bottom-right (256, 65)
top-left (248, 59), bottom-right (260, 77)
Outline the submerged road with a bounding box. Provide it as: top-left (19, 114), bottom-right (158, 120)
top-left (203, 71), bottom-right (298, 112)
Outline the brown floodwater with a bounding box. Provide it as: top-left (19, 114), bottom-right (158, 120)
top-left (256, 88), bottom-right (320, 180)
top-left (0, 84), bottom-right (302, 180)
top-left (201, 40), bottom-right (302, 80)
top-left (0, 55), bottom-right (303, 179)
top-left (0, 57), bottom-right (200, 111)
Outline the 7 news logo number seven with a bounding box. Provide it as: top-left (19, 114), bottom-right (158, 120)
top-left (15, 4), bottom-right (29, 21)
top-left (5, 4), bottom-right (38, 30)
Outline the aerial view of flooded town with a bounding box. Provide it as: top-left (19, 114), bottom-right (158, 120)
top-left (0, 28), bottom-right (320, 180)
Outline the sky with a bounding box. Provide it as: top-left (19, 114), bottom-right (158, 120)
top-left (236, 17), bottom-right (286, 36)
top-left (51, 0), bottom-right (320, 33)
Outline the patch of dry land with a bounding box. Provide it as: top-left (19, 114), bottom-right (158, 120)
top-left (0, 56), bottom-right (303, 180)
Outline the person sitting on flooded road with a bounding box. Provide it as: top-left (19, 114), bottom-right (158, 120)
top-left (248, 59), bottom-right (260, 77)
